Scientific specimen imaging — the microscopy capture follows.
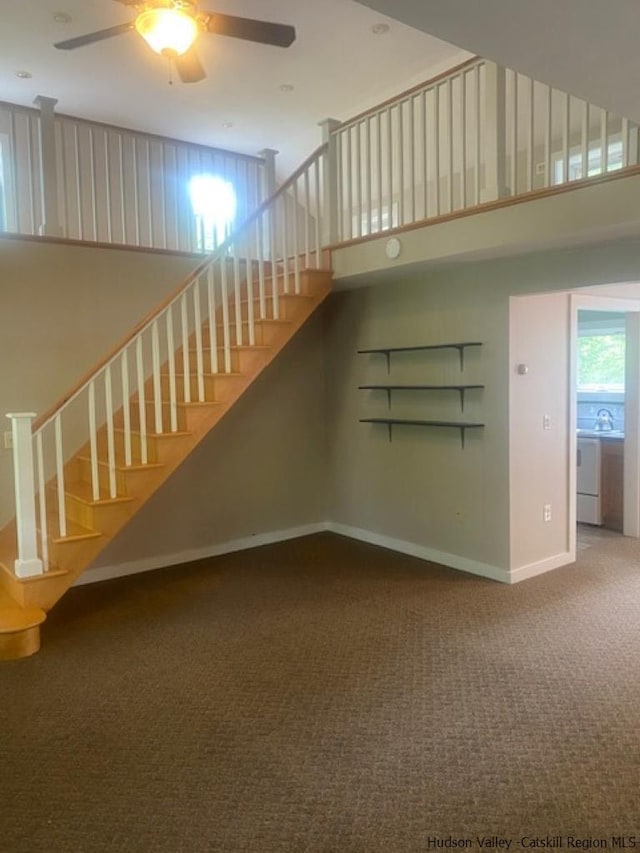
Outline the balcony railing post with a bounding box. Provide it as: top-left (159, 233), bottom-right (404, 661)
top-left (258, 148), bottom-right (278, 201)
top-left (33, 95), bottom-right (63, 238)
top-left (6, 413), bottom-right (44, 578)
top-left (319, 118), bottom-right (340, 245)
top-left (258, 148), bottom-right (278, 260)
top-left (480, 62), bottom-right (510, 203)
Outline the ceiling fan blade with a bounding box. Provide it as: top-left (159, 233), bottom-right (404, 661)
top-left (202, 13), bottom-right (295, 47)
top-left (175, 48), bottom-right (207, 84)
top-left (54, 22), bottom-right (134, 51)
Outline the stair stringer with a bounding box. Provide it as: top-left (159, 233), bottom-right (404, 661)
top-left (0, 269), bottom-right (332, 621)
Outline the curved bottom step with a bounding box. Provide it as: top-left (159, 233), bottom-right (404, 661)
top-left (0, 606), bottom-right (46, 660)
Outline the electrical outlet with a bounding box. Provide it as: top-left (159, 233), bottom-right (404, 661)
top-left (543, 414), bottom-right (551, 430)
top-left (536, 162), bottom-right (546, 175)
top-left (543, 504), bottom-right (552, 522)
top-left (3, 431), bottom-right (13, 450)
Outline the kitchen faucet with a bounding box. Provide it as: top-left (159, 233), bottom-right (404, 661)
top-left (595, 408), bottom-right (614, 431)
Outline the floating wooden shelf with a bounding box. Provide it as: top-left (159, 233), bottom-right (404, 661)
top-left (359, 418), bottom-right (485, 448)
top-left (358, 384), bottom-right (484, 411)
top-left (358, 342), bottom-right (483, 372)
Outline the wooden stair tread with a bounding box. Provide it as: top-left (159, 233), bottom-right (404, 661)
top-left (76, 454), bottom-right (165, 473)
top-left (0, 605), bottom-right (46, 633)
top-left (53, 481), bottom-right (135, 506)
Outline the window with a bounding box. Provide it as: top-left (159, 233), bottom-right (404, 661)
top-left (577, 313), bottom-right (625, 392)
top-left (554, 139), bottom-right (623, 184)
top-left (189, 174), bottom-right (236, 252)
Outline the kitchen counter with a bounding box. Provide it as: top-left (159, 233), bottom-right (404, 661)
top-left (577, 429), bottom-right (624, 440)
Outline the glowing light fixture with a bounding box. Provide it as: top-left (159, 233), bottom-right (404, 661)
top-left (135, 8), bottom-right (199, 57)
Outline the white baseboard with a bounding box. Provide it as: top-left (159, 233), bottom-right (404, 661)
top-left (74, 522), bottom-right (329, 587)
top-left (325, 522), bottom-right (511, 584)
top-left (76, 520), bottom-right (569, 588)
top-left (508, 550), bottom-right (575, 583)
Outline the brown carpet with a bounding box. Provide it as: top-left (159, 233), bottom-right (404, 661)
top-left (1, 531), bottom-right (639, 852)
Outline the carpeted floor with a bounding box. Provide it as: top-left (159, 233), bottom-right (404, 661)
top-left (1, 531), bottom-right (639, 853)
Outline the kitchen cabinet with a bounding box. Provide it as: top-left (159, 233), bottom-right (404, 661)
top-left (601, 439), bottom-right (624, 532)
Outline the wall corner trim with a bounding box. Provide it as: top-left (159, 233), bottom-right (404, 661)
top-left (508, 551), bottom-right (574, 584)
top-left (325, 522), bottom-right (511, 583)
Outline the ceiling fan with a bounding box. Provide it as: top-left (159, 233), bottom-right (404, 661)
top-left (53, 0), bottom-right (296, 84)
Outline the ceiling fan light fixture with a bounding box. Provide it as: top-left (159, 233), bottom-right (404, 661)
top-left (135, 8), bottom-right (199, 57)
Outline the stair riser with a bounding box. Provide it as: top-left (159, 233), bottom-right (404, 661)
top-left (173, 346), bottom-right (265, 375)
top-left (62, 493), bottom-right (134, 531)
top-left (225, 295), bottom-right (309, 323)
top-left (96, 432), bottom-right (159, 465)
top-left (159, 373), bottom-right (243, 403)
top-left (202, 322), bottom-right (289, 348)
top-left (75, 457), bottom-right (128, 494)
top-left (113, 402), bottom-right (188, 433)
top-left (174, 348), bottom-right (241, 375)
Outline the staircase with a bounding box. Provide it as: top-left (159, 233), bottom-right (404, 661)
top-left (0, 146), bottom-right (331, 660)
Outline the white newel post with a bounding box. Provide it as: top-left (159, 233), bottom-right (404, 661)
top-left (319, 118), bottom-right (340, 246)
top-left (7, 413), bottom-right (44, 578)
top-left (480, 63), bottom-right (509, 203)
top-left (33, 95), bottom-right (63, 238)
top-left (258, 148), bottom-right (278, 201)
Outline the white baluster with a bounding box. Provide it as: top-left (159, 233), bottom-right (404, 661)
top-left (233, 251), bottom-right (243, 344)
top-left (562, 93), bottom-right (570, 184)
top-left (121, 349), bottom-right (132, 466)
top-left (180, 292), bottom-right (191, 402)
top-left (303, 169), bottom-right (311, 268)
top-left (281, 195), bottom-right (290, 294)
top-left (88, 380), bottom-right (99, 500)
top-left (355, 121), bottom-right (362, 237)
top-left (152, 320), bottom-right (163, 432)
top-left (544, 85), bottom-right (552, 188)
top-left (89, 127), bottom-right (98, 240)
top-left (292, 181), bottom-right (301, 295)
top-left (270, 205), bottom-right (279, 318)
top-left (207, 266), bottom-right (219, 372)
top-left (6, 413), bottom-right (43, 577)
top-left (35, 431), bottom-right (48, 572)
top-left (220, 257), bottom-right (232, 373)
top-left (166, 307), bottom-right (178, 431)
top-left (434, 87), bottom-right (441, 215)
top-left (600, 109), bottom-right (608, 173)
top-left (408, 99), bottom-right (416, 223)
top-left (314, 159), bottom-right (321, 266)
top-left (462, 70), bottom-right (468, 207)
top-left (54, 413), bottom-right (67, 538)
top-left (257, 218), bottom-right (266, 319)
top-left (104, 129), bottom-right (113, 243)
top-left (246, 240), bottom-right (256, 346)
top-left (193, 283), bottom-right (205, 401)
top-left (346, 128), bottom-right (353, 239)
top-left (581, 102), bottom-right (589, 180)
top-left (105, 366), bottom-right (117, 498)
top-left (136, 335), bottom-right (148, 464)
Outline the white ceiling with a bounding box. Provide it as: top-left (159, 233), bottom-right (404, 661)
top-left (0, 0), bottom-right (469, 176)
top-left (354, 0), bottom-right (640, 126)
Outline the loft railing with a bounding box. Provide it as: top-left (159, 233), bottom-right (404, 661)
top-left (0, 99), bottom-right (267, 253)
top-left (330, 58), bottom-right (640, 243)
top-left (6, 144), bottom-right (327, 577)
